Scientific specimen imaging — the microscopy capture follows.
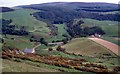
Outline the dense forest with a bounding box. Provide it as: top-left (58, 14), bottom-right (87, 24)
top-left (33, 10), bottom-right (120, 24)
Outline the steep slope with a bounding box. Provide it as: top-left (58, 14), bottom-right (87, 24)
top-left (1, 8), bottom-right (51, 38)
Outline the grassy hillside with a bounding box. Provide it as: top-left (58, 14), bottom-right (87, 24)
top-left (46, 24), bottom-right (69, 42)
top-left (80, 18), bottom-right (119, 36)
top-left (1, 8), bottom-right (50, 37)
top-left (1, 9), bottom-right (69, 42)
top-left (3, 35), bottom-right (34, 50)
top-left (62, 38), bottom-right (117, 57)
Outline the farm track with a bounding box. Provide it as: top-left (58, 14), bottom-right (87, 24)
top-left (2, 50), bottom-right (111, 73)
top-left (89, 38), bottom-right (120, 56)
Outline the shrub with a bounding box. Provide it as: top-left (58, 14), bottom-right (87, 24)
top-left (113, 66), bottom-right (120, 72)
top-left (56, 45), bottom-right (66, 52)
top-left (48, 47), bottom-right (53, 52)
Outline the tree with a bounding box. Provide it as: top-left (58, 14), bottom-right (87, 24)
top-left (40, 38), bottom-right (48, 46)
top-left (56, 45), bottom-right (66, 52)
top-left (62, 38), bottom-right (68, 44)
top-left (0, 38), bottom-right (4, 43)
top-left (56, 45), bottom-right (61, 51)
top-left (48, 47), bottom-right (53, 52)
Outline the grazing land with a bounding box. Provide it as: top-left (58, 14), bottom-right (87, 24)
top-left (1, 9), bottom-right (50, 38)
top-left (1, 2), bottom-right (120, 73)
top-left (88, 38), bottom-right (120, 56)
top-left (80, 18), bottom-right (119, 36)
top-left (62, 38), bottom-right (116, 57)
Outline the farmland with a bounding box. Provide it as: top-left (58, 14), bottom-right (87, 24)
top-left (80, 18), bottom-right (119, 36)
top-left (1, 8), bottom-right (50, 38)
top-left (46, 24), bottom-right (69, 42)
top-left (78, 18), bottom-right (120, 45)
top-left (62, 38), bottom-right (116, 57)
top-left (1, 2), bottom-right (120, 73)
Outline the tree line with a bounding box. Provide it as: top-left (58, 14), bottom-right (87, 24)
top-left (66, 20), bottom-right (105, 37)
top-left (32, 8), bottom-right (120, 25)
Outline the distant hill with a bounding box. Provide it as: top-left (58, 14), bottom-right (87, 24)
top-left (20, 2), bottom-right (119, 12)
top-left (19, 2), bottom-right (120, 24)
top-left (1, 2), bottom-right (119, 40)
top-left (0, 7), bottom-right (14, 12)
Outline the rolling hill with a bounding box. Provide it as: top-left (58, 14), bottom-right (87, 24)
top-left (1, 2), bottom-right (120, 73)
top-left (17, 2), bottom-right (120, 37)
top-left (20, 2), bottom-right (120, 24)
top-left (62, 38), bottom-right (117, 57)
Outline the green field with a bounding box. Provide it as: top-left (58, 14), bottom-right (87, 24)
top-left (46, 24), bottom-right (69, 42)
top-left (1, 9), bottom-right (69, 42)
top-left (80, 18), bottom-right (119, 36)
top-left (1, 8), bottom-right (50, 37)
top-left (2, 34), bottom-right (36, 50)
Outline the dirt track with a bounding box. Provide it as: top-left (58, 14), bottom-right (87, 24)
top-left (89, 38), bottom-right (120, 56)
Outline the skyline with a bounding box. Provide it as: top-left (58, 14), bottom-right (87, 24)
top-left (0, 0), bottom-right (119, 7)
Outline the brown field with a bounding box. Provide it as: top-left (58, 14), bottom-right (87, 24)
top-left (89, 38), bottom-right (120, 56)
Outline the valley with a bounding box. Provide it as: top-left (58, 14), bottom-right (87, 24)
top-left (0, 2), bottom-right (120, 73)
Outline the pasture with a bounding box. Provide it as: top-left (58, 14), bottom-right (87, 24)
top-left (62, 38), bottom-right (116, 57)
top-left (3, 35), bottom-right (34, 50)
top-left (1, 8), bottom-right (50, 37)
top-left (46, 24), bottom-right (69, 42)
top-left (80, 18), bottom-right (119, 36)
